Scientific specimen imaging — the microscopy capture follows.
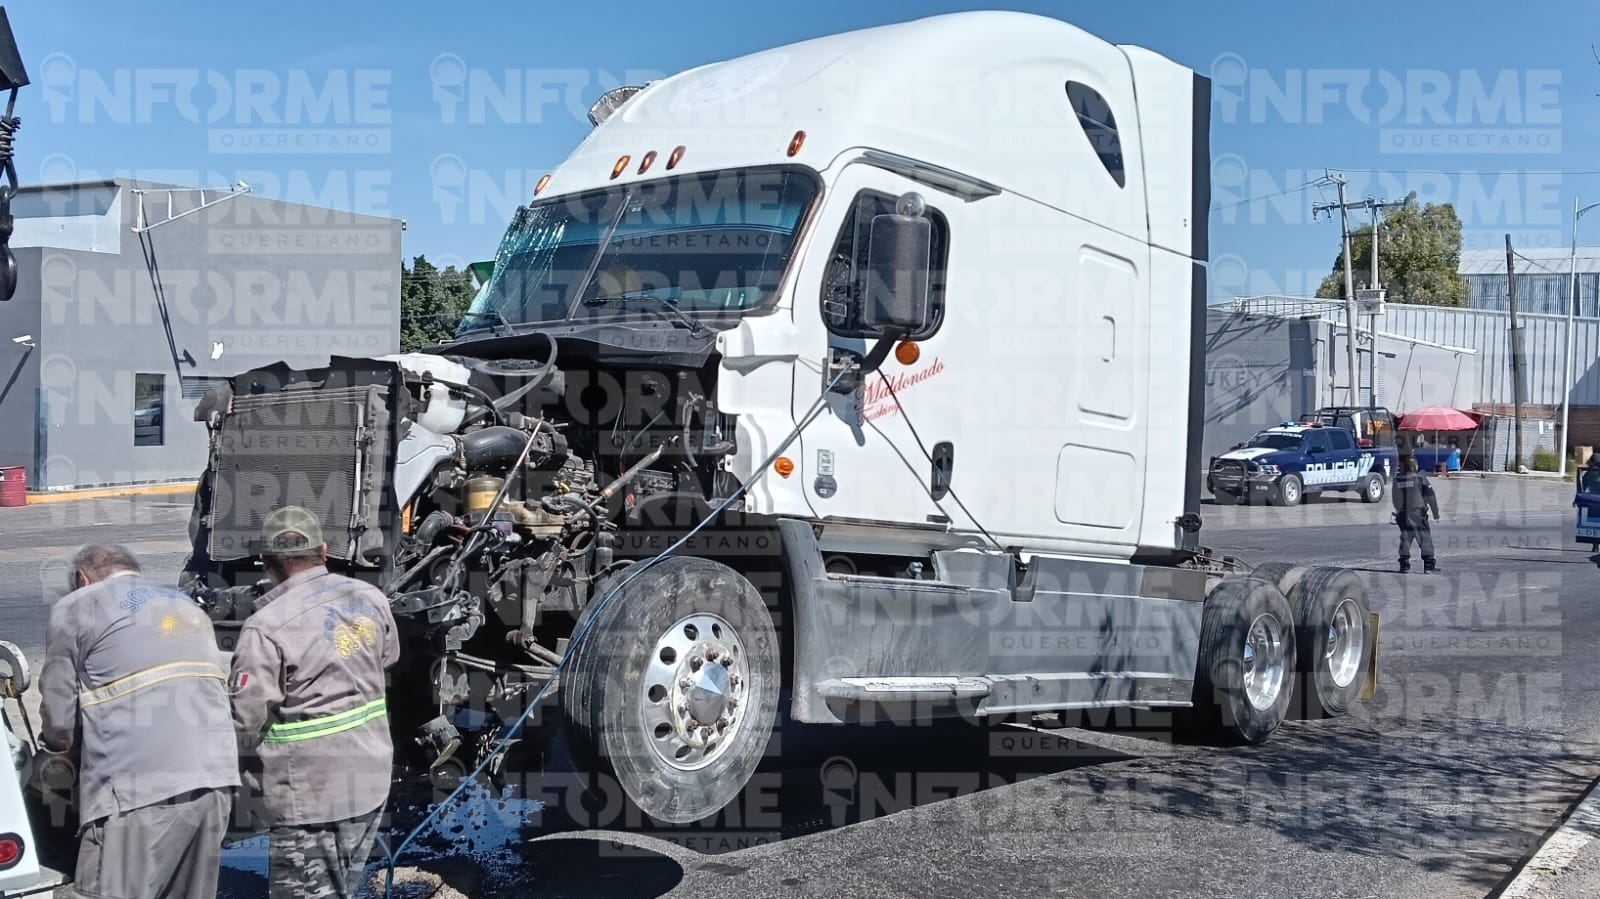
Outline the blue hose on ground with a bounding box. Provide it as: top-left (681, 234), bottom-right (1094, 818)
top-left (380, 362), bottom-right (854, 896)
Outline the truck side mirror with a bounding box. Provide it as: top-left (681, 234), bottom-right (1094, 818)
top-left (858, 193), bottom-right (933, 335)
top-left (0, 8), bottom-right (26, 303)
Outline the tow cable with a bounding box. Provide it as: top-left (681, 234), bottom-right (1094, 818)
top-left (377, 361), bottom-right (857, 897)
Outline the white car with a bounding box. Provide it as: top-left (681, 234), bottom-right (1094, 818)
top-left (0, 642), bottom-right (69, 897)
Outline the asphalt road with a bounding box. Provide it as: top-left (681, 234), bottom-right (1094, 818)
top-left (2, 474), bottom-right (1596, 899)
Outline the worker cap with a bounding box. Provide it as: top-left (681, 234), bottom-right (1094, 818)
top-left (259, 505), bottom-right (325, 555)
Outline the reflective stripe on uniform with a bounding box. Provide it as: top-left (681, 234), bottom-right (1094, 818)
top-left (79, 660), bottom-right (228, 708)
top-left (263, 698), bottom-right (387, 744)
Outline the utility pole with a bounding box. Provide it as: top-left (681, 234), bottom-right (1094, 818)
top-left (1363, 197), bottom-right (1404, 408)
top-left (1369, 199), bottom-right (1380, 408)
top-left (1507, 233), bottom-right (1525, 471)
top-left (1564, 199), bottom-right (1600, 478)
top-left (1370, 199), bottom-right (1381, 289)
top-left (1314, 173), bottom-right (1360, 407)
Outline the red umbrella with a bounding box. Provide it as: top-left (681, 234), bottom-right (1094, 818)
top-left (1398, 406), bottom-right (1479, 431)
top-left (1398, 406), bottom-right (1481, 474)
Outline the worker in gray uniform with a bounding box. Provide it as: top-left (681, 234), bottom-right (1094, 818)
top-left (1392, 453), bottom-right (1442, 573)
top-left (39, 544), bottom-right (239, 899)
top-left (229, 506), bottom-right (400, 899)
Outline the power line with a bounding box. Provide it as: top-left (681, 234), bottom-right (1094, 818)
top-left (1328, 168), bottom-right (1600, 177)
top-left (1210, 180), bottom-right (1319, 212)
top-left (1512, 249), bottom-right (1567, 274)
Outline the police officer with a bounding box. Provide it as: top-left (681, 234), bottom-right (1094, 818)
top-left (39, 544), bottom-right (239, 899)
top-left (1392, 453), bottom-right (1442, 573)
top-left (229, 507), bottom-right (399, 899)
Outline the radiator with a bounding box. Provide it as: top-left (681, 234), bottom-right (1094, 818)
top-left (205, 384), bottom-right (393, 564)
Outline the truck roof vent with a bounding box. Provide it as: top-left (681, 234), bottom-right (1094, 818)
top-left (587, 84), bottom-right (651, 127)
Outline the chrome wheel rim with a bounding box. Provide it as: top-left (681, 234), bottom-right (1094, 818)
top-left (1368, 478), bottom-right (1382, 500)
top-left (1241, 612), bottom-right (1288, 710)
top-left (1283, 480), bottom-right (1299, 504)
top-left (1325, 598), bottom-right (1364, 688)
top-left (641, 612), bottom-right (748, 771)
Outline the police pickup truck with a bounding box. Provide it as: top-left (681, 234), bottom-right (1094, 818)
top-left (1208, 420), bottom-right (1399, 507)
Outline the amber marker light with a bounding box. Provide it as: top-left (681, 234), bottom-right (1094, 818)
top-left (667, 146), bottom-right (687, 169)
top-left (611, 155), bottom-right (631, 179)
top-left (788, 130), bottom-right (806, 157)
top-left (534, 174), bottom-right (551, 196)
top-left (774, 457), bottom-right (795, 478)
top-left (895, 342), bottom-right (921, 365)
top-left (638, 151), bottom-right (657, 174)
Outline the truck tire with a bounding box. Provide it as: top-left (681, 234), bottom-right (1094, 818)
top-left (1360, 473), bottom-right (1386, 504)
top-left (562, 556), bottom-right (779, 825)
top-left (1188, 576), bottom-right (1297, 744)
top-left (1271, 474), bottom-right (1303, 507)
top-left (1287, 566), bottom-right (1371, 719)
top-left (1246, 561), bottom-right (1309, 598)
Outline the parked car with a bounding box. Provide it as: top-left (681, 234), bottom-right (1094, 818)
top-left (1208, 419), bottom-right (1400, 507)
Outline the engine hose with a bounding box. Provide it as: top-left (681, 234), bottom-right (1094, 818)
top-left (379, 360), bottom-right (858, 898)
top-left (461, 425), bottom-right (535, 470)
top-left (440, 421), bottom-right (545, 588)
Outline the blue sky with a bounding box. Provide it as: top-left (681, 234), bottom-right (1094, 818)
top-left (13, 0), bottom-right (1600, 301)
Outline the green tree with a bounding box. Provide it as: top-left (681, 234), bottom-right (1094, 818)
top-left (399, 254), bottom-right (478, 351)
top-left (1315, 192), bottom-right (1468, 306)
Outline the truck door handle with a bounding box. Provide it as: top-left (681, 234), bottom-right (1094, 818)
top-left (931, 441), bottom-right (954, 501)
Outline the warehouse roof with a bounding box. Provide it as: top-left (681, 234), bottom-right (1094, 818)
top-left (1459, 247), bottom-right (1600, 275)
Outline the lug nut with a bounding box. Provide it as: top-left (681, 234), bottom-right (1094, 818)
top-left (678, 704), bottom-right (689, 717)
top-left (729, 674), bottom-right (741, 688)
top-left (717, 715), bottom-right (730, 729)
top-left (727, 697), bottom-right (739, 709)
top-left (700, 726), bottom-right (713, 739)
top-left (691, 656), bottom-right (704, 670)
top-left (678, 677), bottom-right (691, 690)
top-left (706, 648), bottom-right (720, 661)
top-left (720, 656), bottom-right (734, 667)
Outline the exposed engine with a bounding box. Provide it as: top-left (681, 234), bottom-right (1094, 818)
top-left (179, 336), bottom-right (744, 784)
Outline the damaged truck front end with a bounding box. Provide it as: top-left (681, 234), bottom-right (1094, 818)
top-left (180, 163), bottom-right (819, 808)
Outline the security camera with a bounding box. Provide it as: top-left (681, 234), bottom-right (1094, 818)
top-left (11, 334), bottom-right (33, 347)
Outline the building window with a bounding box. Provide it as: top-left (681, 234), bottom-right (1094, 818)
top-left (1065, 82), bottom-right (1125, 188)
top-left (134, 373), bottom-right (164, 447)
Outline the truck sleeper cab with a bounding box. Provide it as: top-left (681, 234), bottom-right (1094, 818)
top-left (179, 10), bottom-right (1376, 828)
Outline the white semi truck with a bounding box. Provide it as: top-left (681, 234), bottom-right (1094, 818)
top-left (178, 10), bottom-right (1377, 826)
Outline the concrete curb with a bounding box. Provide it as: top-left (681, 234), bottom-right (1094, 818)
top-left (21, 482), bottom-right (197, 505)
top-left (1494, 775), bottom-right (1600, 898)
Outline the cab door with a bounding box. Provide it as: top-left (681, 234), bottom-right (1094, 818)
top-left (1299, 428), bottom-right (1339, 488)
top-left (785, 162), bottom-right (951, 541)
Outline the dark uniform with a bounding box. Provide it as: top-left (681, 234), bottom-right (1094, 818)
top-left (1392, 456), bottom-right (1442, 572)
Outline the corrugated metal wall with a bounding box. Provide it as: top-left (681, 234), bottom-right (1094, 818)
top-left (1465, 272), bottom-right (1600, 317)
top-left (1379, 305), bottom-right (1600, 407)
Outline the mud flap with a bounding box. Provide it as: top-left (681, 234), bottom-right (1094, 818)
top-left (1360, 611), bottom-right (1380, 701)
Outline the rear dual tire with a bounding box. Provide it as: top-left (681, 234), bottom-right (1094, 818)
top-left (1188, 576), bottom-right (1297, 744)
top-left (1244, 563), bottom-right (1372, 720)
